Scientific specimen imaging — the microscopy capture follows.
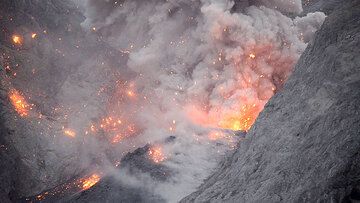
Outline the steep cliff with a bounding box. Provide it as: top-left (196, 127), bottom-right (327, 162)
top-left (182, 0), bottom-right (360, 202)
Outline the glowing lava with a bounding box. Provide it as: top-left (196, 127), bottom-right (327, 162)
top-left (9, 89), bottom-right (30, 117)
top-left (148, 146), bottom-right (165, 164)
top-left (81, 174), bottom-right (101, 190)
top-left (12, 34), bottom-right (22, 45)
top-left (218, 104), bottom-right (261, 132)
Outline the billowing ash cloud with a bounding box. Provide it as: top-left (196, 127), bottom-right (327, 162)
top-left (52, 0), bottom-right (326, 201)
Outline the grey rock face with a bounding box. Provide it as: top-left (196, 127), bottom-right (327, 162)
top-left (182, 0), bottom-right (360, 202)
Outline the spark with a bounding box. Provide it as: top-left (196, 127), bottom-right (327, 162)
top-left (249, 53), bottom-right (256, 59)
top-left (31, 33), bottom-right (37, 39)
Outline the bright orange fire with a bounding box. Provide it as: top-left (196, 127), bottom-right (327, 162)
top-left (9, 89), bottom-right (30, 117)
top-left (186, 102), bottom-right (262, 132)
top-left (148, 146), bottom-right (165, 163)
top-left (218, 104), bottom-right (261, 132)
top-left (81, 174), bottom-right (100, 190)
top-left (12, 34), bottom-right (22, 45)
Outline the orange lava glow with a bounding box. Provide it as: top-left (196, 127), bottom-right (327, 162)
top-left (64, 129), bottom-right (76, 138)
top-left (218, 104), bottom-right (261, 132)
top-left (12, 34), bottom-right (22, 45)
top-left (186, 103), bottom-right (263, 132)
top-left (148, 146), bottom-right (165, 164)
top-left (81, 174), bottom-right (100, 190)
top-left (9, 89), bottom-right (30, 117)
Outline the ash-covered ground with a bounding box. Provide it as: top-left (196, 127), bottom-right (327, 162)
top-left (0, 0), bottom-right (358, 202)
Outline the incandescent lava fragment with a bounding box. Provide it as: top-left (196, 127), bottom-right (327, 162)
top-left (9, 89), bottom-right (30, 117)
top-left (81, 174), bottom-right (101, 190)
top-left (12, 34), bottom-right (23, 45)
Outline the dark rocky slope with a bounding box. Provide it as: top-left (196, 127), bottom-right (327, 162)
top-left (0, 0), bottom-right (126, 201)
top-left (302, 0), bottom-right (344, 15)
top-left (21, 144), bottom-right (169, 202)
top-left (182, 0), bottom-right (360, 202)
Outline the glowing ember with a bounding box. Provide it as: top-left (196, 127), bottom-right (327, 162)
top-left (12, 34), bottom-right (22, 45)
top-left (64, 129), bottom-right (76, 138)
top-left (249, 53), bottom-right (256, 59)
top-left (31, 33), bottom-right (37, 39)
top-left (9, 89), bottom-right (30, 117)
top-left (148, 146), bottom-right (165, 163)
top-left (81, 174), bottom-right (100, 190)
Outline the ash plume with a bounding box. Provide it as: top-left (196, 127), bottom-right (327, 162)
top-left (1, 0), bottom-right (326, 202)
top-left (67, 0), bottom-right (325, 201)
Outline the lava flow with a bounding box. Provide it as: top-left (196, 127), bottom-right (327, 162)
top-left (80, 173), bottom-right (101, 191)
